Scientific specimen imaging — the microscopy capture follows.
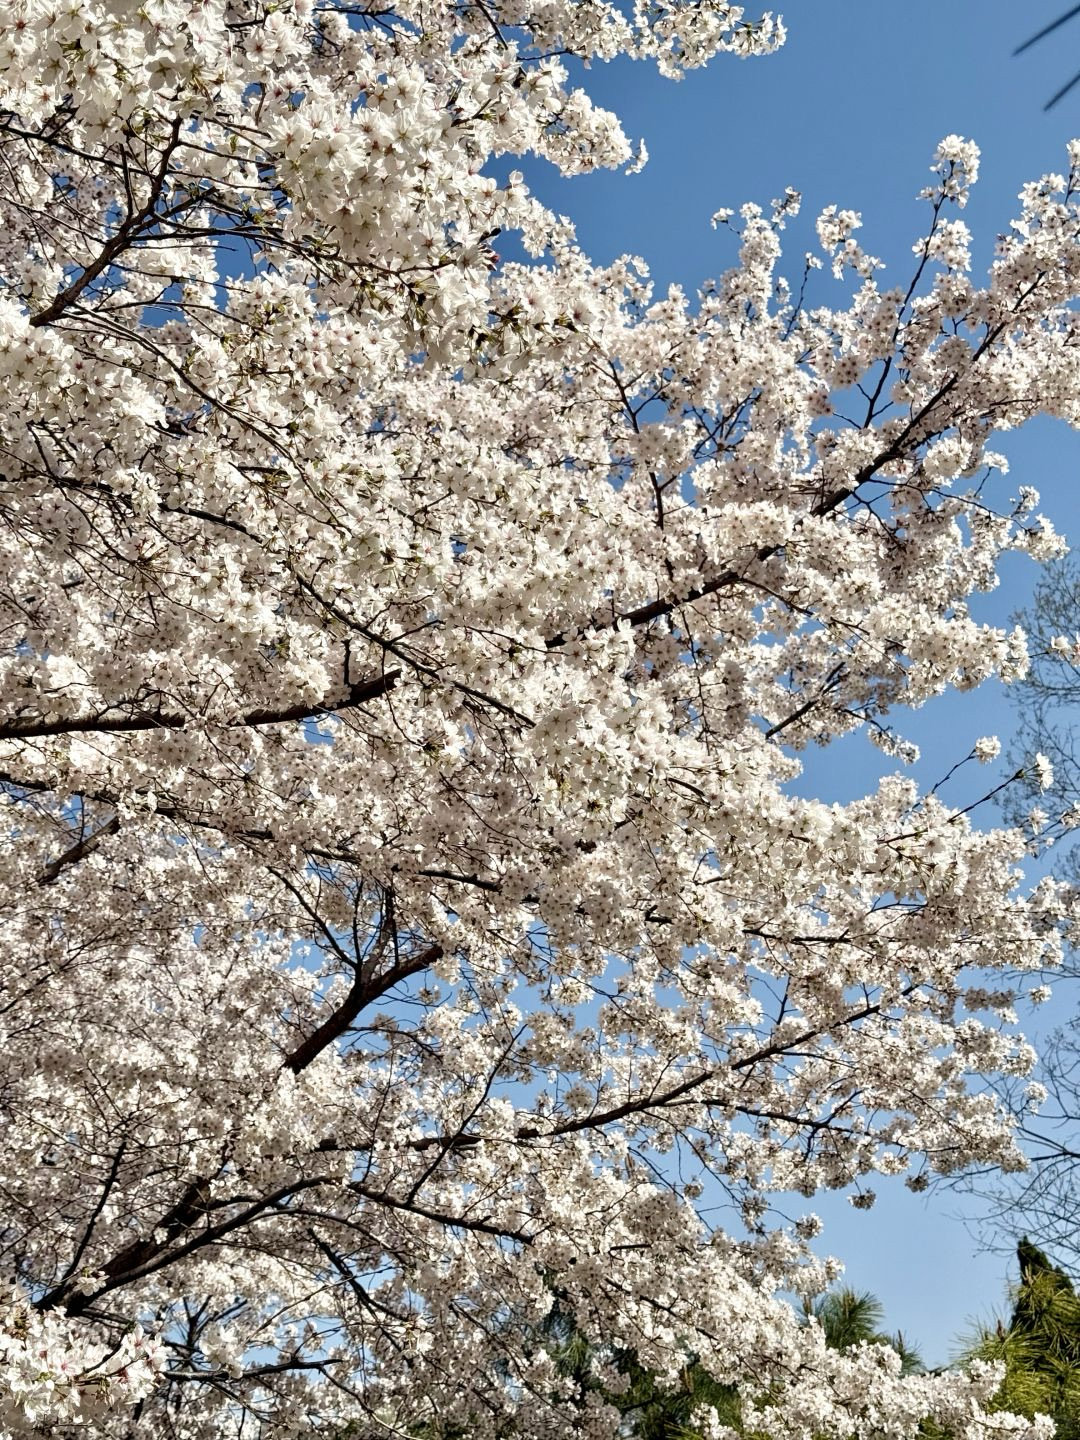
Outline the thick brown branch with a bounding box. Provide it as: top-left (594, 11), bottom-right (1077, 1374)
top-left (38, 815), bottom-right (120, 885)
top-left (0, 669), bottom-right (400, 742)
top-left (40, 1172), bottom-right (216, 1314)
top-left (54, 1178), bottom-right (329, 1316)
top-left (284, 942), bottom-right (441, 1074)
top-left (35, 942), bottom-right (440, 1317)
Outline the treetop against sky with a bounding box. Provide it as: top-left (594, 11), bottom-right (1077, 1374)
top-left (3, 0), bottom-right (1080, 1433)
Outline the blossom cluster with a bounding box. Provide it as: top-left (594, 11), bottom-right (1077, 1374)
top-left (0, 1301), bottom-right (163, 1432)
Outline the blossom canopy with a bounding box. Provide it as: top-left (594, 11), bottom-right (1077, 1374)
top-left (1, 0), bottom-right (1080, 1435)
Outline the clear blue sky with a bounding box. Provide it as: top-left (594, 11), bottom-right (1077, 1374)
top-left (511, 1), bottom-right (1080, 1367)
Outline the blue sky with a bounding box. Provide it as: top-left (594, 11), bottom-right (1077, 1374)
top-left (511, 1), bottom-right (1080, 1366)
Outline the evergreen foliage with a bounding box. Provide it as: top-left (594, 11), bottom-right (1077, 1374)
top-left (515, 1286), bottom-right (922, 1440)
top-left (808, 1290), bottom-right (924, 1376)
top-left (961, 1240), bottom-right (1080, 1439)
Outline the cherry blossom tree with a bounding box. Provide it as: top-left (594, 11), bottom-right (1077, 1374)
top-left (3, 0), bottom-right (1080, 1435)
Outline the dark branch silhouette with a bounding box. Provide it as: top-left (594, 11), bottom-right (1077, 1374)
top-left (1015, 6), bottom-right (1080, 108)
top-left (0, 669), bottom-right (401, 741)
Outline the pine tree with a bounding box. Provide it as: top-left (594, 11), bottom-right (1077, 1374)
top-left (961, 1240), bottom-right (1080, 1440)
top-left (531, 1296), bottom-right (743, 1440)
top-left (524, 1287), bottom-right (921, 1440)
top-left (808, 1290), bottom-right (923, 1377)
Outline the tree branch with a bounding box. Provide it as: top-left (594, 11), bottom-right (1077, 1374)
top-left (29, 117), bottom-right (184, 329)
top-left (283, 942), bottom-right (441, 1074)
top-left (0, 669), bottom-right (400, 742)
top-left (38, 815), bottom-right (120, 885)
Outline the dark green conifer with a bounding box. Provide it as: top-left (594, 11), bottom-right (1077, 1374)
top-left (961, 1240), bottom-right (1080, 1440)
